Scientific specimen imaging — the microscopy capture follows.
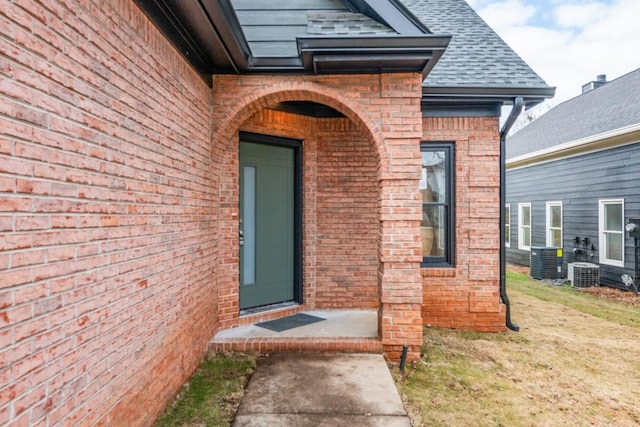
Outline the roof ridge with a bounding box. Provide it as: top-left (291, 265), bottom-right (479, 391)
top-left (507, 68), bottom-right (640, 159)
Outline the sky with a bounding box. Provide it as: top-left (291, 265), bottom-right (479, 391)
top-left (466, 0), bottom-right (640, 113)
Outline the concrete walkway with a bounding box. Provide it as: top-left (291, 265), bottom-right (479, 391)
top-left (233, 353), bottom-right (411, 427)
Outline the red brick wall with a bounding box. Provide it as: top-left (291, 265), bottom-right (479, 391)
top-left (421, 117), bottom-right (507, 332)
top-left (315, 122), bottom-right (379, 308)
top-left (1, 1), bottom-right (216, 425)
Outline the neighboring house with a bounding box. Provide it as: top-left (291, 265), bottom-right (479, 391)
top-left (1, 0), bottom-right (552, 424)
top-left (506, 68), bottom-right (640, 289)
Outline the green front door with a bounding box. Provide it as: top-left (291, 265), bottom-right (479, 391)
top-left (239, 139), bottom-right (297, 309)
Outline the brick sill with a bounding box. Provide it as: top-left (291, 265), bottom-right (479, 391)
top-left (421, 268), bottom-right (457, 278)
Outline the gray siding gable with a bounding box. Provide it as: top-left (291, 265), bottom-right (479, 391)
top-left (507, 68), bottom-right (640, 159)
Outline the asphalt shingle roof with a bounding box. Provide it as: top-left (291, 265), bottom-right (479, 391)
top-left (506, 68), bottom-right (640, 159)
top-left (307, 12), bottom-right (396, 36)
top-left (401, 0), bottom-right (549, 89)
top-left (230, 0), bottom-right (550, 91)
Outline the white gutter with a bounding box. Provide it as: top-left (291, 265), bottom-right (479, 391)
top-left (506, 122), bottom-right (640, 170)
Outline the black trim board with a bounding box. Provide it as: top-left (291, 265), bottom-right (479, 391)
top-left (134, 0), bottom-right (237, 80)
top-left (343, 0), bottom-right (430, 35)
top-left (422, 102), bottom-right (502, 118)
top-left (423, 85), bottom-right (557, 107)
top-left (420, 142), bottom-right (455, 267)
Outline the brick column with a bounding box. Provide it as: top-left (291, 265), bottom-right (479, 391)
top-left (378, 180), bottom-right (423, 361)
top-left (377, 74), bottom-right (424, 361)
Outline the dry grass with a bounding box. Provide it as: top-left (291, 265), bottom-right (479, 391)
top-left (395, 271), bottom-right (640, 427)
top-left (154, 353), bottom-right (255, 427)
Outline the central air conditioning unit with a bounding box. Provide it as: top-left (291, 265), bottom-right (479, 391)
top-left (567, 262), bottom-right (599, 288)
top-left (530, 247), bottom-right (563, 279)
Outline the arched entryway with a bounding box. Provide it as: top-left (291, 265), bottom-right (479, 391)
top-left (209, 75), bottom-right (424, 360)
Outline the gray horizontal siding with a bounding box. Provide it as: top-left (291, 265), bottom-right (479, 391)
top-left (231, 0), bottom-right (348, 57)
top-left (232, 0), bottom-right (347, 9)
top-left (246, 41), bottom-right (298, 57)
top-left (506, 142), bottom-right (640, 290)
top-left (242, 26), bottom-right (308, 42)
top-left (235, 11), bottom-right (309, 26)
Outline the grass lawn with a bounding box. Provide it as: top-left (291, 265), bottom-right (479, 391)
top-left (154, 353), bottom-right (255, 427)
top-left (394, 270), bottom-right (640, 426)
top-left (507, 270), bottom-right (640, 329)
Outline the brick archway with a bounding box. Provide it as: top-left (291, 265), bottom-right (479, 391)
top-left (210, 74), bottom-right (425, 361)
top-left (210, 79), bottom-right (388, 172)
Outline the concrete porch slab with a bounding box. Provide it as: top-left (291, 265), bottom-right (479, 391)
top-left (210, 310), bottom-right (382, 356)
top-left (214, 310), bottom-right (378, 339)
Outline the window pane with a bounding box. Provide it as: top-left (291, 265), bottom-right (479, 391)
top-left (523, 227), bottom-right (531, 247)
top-left (242, 166), bottom-right (256, 285)
top-left (551, 206), bottom-right (561, 228)
top-left (421, 144), bottom-right (453, 265)
top-left (422, 205), bottom-right (446, 257)
top-left (421, 151), bottom-right (446, 203)
top-left (522, 206), bottom-right (531, 226)
top-left (605, 204), bottom-right (622, 231)
top-left (434, 205), bottom-right (446, 256)
top-left (606, 233), bottom-right (623, 261)
top-left (505, 225), bottom-right (510, 243)
top-left (552, 229), bottom-right (562, 247)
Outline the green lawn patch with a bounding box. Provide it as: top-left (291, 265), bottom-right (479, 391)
top-left (155, 353), bottom-right (256, 427)
top-left (506, 270), bottom-right (640, 330)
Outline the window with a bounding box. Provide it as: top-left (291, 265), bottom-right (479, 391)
top-left (420, 143), bottom-right (454, 266)
top-left (599, 199), bottom-right (624, 267)
top-left (518, 203), bottom-right (531, 250)
top-left (546, 202), bottom-right (562, 248)
top-left (505, 204), bottom-right (511, 247)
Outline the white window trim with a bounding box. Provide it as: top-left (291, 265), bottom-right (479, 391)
top-left (505, 204), bottom-right (511, 247)
top-left (545, 201), bottom-right (563, 248)
top-left (599, 199), bottom-right (625, 267)
top-left (518, 203), bottom-right (531, 251)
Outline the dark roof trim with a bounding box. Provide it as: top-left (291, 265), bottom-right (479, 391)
top-left (298, 35), bottom-right (449, 76)
top-left (199, 0), bottom-right (251, 72)
top-left (422, 102), bottom-right (502, 118)
top-left (134, 0), bottom-right (237, 79)
top-left (343, 0), bottom-right (430, 35)
top-left (423, 85), bottom-right (557, 106)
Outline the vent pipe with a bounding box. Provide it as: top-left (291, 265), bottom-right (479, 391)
top-left (582, 74), bottom-right (607, 94)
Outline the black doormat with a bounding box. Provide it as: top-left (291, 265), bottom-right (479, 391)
top-left (255, 313), bottom-right (325, 332)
